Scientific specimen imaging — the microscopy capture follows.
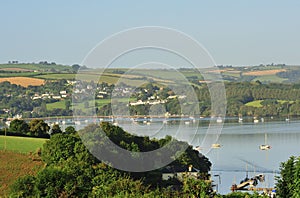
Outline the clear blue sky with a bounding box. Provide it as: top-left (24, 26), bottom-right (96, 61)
top-left (1, 0), bottom-right (300, 66)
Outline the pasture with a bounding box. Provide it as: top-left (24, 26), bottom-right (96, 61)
top-left (37, 72), bottom-right (149, 86)
top-left (252, 75), bottom-right (286, 83)
top-left (0, 63), bottom-right (71, 71)
top-left (0, 136), bottom-right (47, 153)
top-left (245, 100), bottom-right (263, 108)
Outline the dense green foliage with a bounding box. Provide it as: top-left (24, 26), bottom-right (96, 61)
top-left (221, 82), bottom-right (300, 116)
top-left (223, 191), bottom-right (268, 198)
top-left (9, 119), bottom-right (29, 133)
top-left (28, 119), bottom-right (50, 136)
top-left (10, 122), bottom-right (217, 197)
top-left (276, 156), bottom-right (300, 197)
top-left (126, 81), bottom-right (300, 117)
top-left (5, 119), bottom-right (50, 138)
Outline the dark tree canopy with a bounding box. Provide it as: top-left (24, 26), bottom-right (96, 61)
top-left (50, 124), bottom-right (62, 135)
top-left (29, 119), bottom-right (50, 137)
top-left (9, 119), bottom-right (29, 134)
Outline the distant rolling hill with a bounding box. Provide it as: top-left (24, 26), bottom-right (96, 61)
top-left (1, 63), bottom-right (300, 85)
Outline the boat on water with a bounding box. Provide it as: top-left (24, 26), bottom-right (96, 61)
top-left (259, 144), bottom-right (271, 150)
top-left (74, 121), bottom-right (81, 125)
top-left (238, 117), bottom-right (243, 122)
top-left (113, 122), bottom-right (118, 126)
top-left (259, 133), bottom-right (271, 150)
top-left (194, 146), bottom-right (203, 151)
top-left (216, 117), bottom-right (223, 123)
top-left (211, 143), bottom-right (221, 148)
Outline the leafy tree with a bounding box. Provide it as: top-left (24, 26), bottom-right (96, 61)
top-left (65, 100), bottom-right (71, 110)
top-left (71, 64), bottom-right (81, 72)
top-left (40, 101), bottom-right (47, 112)
top-left (182, 176), bottom-right (214, 198)
top-left (42, 133), bottom-right (84, 165)
top-left (293, 157), bottom-right (300, 197)
top-left (8, 119), bottom-right (29, 134)
top-left (275, 156), bottom-right (300, 198)
top-left (50, 124), bottom-right (62, 135)
top-left (35, 167), bottom-right (74, 197)
top-left (29, 119), bottom-right (50, 136)
top-left (10, 175), bottom-right (36, 197)
top-left (65, 126), bottom-right (76, 134)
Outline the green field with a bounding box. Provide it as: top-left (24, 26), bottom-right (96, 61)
top-left (245, 100), bottom-right (263, 107)
top-left (245, 99), bottom-right (294, 108)
top-left (0, 63), bottom-right (71, 71)
top-left (0, 136), bottom-right (47, 153)
top-left (222, 71), bottom-right (241, 78)
top-left (37, 73), bottom-right (77, 80)
top-left (46, 100), bottom-right (67, 110)
top-left (37, 72), bottom-right (150, 86)
top-left (252, 75), bottom-right (285, 83)
top-left (0, 72), bottom-right (42, 78)
top-left (130, 69), bottom-right (203, 81)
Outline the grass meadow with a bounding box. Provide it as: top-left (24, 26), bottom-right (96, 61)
top-left (0, 136), bottom-right (47, 153)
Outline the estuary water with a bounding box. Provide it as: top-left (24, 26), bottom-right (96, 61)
top-left (46, 117), bottom-right (300, 194)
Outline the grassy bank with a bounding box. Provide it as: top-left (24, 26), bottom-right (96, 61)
top-left (0, 136), bottom-right (47, 153)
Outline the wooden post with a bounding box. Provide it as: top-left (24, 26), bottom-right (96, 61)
top-left (4, 127), bottom-right (7, 150)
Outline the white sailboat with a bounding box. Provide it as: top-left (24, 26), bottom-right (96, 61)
top-left (212, 143), bottom-right (221, 149)
top-left (259, 133), bottom-right (271, 150)
top-left (238, 116), bottom-right (243, 123)
top-left (216, 117), bottom-right (223, 123)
